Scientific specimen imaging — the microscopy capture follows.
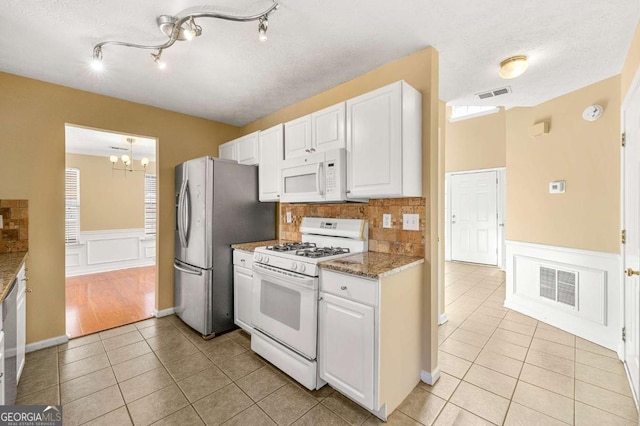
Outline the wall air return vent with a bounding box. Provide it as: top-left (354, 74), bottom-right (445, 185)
top-left (539, 266), bottom-right (578, 308)
top-left (475, 86), bottom-right (512, 100)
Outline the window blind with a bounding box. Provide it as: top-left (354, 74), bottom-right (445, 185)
top-left (65, 168), bottom-right (80, 244)
top-left (145, 174), bottom-right (157, 236)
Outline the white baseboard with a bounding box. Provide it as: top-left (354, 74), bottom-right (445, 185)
top-left (438, 313), bottom-right (448, 325)
top-left (26, 335), bottom-right (69, 353)
top-left (154, 307), bottom-right (175, 318)
top-left (420, 367), bottom-right (441, 385)
top-left (505, 240), bottom-right (621, 352)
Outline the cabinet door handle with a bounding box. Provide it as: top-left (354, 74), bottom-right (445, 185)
top-left (26, 288), bottom-right (33, 293)
top-left (305, 149), bottom-right (311, 153)
top-left (318, 297), bottom-right (323, 301)
top-left (340, 286), bottom-right (347, 290)
top-left (21, 277), bottom-right (28, 282)
top-left (310, 148), bottom-right (316, 152)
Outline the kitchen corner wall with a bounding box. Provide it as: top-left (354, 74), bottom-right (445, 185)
top-left (0, 200), bottom-right (28, 253)
top-left (279, 198), bottom-right (426, 257)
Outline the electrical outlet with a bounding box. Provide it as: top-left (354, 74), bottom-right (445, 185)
top-left (382, 214), bottom-right (392, 228)
top-left (403, 214), bottom-right (419, 231)
top-left (286, 211), bottom-right (292, 224)
top-left (0, 215), bottom-right (3, 229)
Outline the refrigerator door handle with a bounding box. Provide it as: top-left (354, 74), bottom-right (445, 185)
top-left (184, 180), bottom-right (191, 246)
top-left (173, 260), bottom-right (203, 276)
top-left (177, 179), bottom-right (188, 248)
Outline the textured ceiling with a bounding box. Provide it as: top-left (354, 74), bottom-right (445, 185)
top-left (0, 1), bottom-right (638, 126)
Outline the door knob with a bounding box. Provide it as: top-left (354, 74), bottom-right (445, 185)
top-left (627, 268), bottom-right (640, 277)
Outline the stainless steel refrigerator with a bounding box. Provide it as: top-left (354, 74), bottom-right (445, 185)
top-left (174, 156), bottom-right (274, 337)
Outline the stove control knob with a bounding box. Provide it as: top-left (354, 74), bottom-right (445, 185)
top-left (299, 264), bottom-right (306, 272)
top-left (291, 262), bottom-right (298, 271)
top-left (256, 254), bottom-right (263, 262)
top-left (264, 256), bottom-right (270, 264)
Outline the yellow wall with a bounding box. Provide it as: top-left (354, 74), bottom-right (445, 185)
top-left (622, 21), bottom-right (640, 100)
top-left (241, 47), bottom-right (441, 375)
top-left (65, 153), bottom-right (157, 231)
top-left (0, 72), bottom-right (240, 343)
top-left (445, 108), bottom-right (506, 172)
top-left (506, 76), bottom-right (620, 253)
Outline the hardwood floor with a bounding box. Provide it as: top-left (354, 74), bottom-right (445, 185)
top-left (65, 266), bottom-right (156, 338)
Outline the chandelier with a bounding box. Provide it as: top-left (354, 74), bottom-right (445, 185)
top-left (91, 1), bottom-right (279, 71)
top-left (110, 137), bottom-right (150, 174)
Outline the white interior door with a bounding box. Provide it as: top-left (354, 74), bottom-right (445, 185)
top-left (451, 171), bottom-right (498, 265)
top-left (623, 82), bottom-right (640, 403)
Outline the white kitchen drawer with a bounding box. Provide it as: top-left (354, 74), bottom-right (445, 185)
top-left (320, 269), bottom-right (378, 307)
top-left (233, 250), bottom-right (253, 269)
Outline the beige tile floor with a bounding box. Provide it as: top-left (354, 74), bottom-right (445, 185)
top-left (16, 262), bottom-right (640, 425)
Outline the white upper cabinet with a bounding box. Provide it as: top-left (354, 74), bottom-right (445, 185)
top-left (284, 115), bottom-right (312, 159)
top-left (218, 141), bottom-right (237, 162)
top-left (313, 103), bottom-right (346, 153)
top-left (236, 132), bottom-right (260, 165)
top-left (346, 81), bottom-right (421, 199)
top-left (284, 103), bottom-right (346, 160)
top-left (218, 131), bottom-right (260, 165)
top-left (259, 124), bottom-right (283, 202)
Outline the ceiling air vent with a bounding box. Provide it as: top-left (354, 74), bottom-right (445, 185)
top-left (475, 86), bottom-right (512, 100)
top-left (110, 146), bottom-right (129, 151)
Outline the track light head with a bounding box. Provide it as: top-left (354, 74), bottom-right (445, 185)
top-left (91, 46), bottom-right (103, 71)
top-left (258, 16), bottom-right (268, 42)
top-left (151, 49), bottom-right (167, 70)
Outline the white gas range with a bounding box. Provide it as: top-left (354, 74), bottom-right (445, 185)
top-left (251, 217), bottom-right (368, 390)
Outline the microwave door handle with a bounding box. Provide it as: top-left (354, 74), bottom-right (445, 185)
top-left (317, 163), bottom-right (324, 196)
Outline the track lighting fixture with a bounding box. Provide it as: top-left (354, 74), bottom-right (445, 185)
top-left (91, 0), bottom-right (279, 72)
top-left (258, 17), bottom-right (268, 42)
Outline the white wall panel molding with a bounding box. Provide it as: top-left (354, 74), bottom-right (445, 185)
top-left (65, 228), bottom-right (155, 276)
top-left (505, 240), bottom-right (621, 354)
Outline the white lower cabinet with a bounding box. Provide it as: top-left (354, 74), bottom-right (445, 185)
top-left (318, 264), bottom-right (423, 420)
top-left (319, 292), bottom-right (374, 409)
top-left (233, 250), bottom-right (254, 334)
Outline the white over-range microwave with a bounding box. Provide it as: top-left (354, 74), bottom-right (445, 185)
top-left (280, 148), bottom-right (354, 203)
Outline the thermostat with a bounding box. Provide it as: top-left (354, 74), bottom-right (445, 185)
top-left (549, 181), bottom-right (565, 194)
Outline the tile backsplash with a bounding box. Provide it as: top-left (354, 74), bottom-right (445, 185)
top-left (0, 200), bottom-right (29, 254)
top-left (279, 198), bottom-right (425, 257)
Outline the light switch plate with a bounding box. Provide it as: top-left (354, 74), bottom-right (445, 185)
top-left (382, 214), bottom-right (392, 228)
top-left (403, 214), bottom-right (419, 231)
top-left (286, 211), bottom-right (292, 224)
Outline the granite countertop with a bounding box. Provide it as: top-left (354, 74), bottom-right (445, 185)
top-left (0, 251), bottom-right (28, 303)
top-left (231, 240), bottom-right (294, 253)
top-left (319, 251), bottom-right (424, 279)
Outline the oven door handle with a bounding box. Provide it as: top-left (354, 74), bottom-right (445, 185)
top-left (253, 263), bottom-right (316, 289)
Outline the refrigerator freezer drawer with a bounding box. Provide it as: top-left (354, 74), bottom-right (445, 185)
top-left (174, 261), bottom-right (212, 335)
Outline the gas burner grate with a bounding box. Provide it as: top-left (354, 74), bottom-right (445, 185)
top-left (295, 247), bottom-right (351, 258)
top-left (266, 242), bottom-right (316, 252)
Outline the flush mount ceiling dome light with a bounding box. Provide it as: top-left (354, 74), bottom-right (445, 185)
top-left (91, 0), bottom-right (279, 72)
top-left (498, 55), bottom-right (528, 79)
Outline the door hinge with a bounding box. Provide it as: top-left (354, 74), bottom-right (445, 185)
top-left (622, 230), bottom-right (626, 244)
top-left (622, 327), bottom-right (626, 342)
top-left (621, 132), bottom-right (626, 147)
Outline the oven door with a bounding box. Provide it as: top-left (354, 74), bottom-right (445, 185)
top-left (252, 263), bottom-right (318, 359)
top-left (280, 160), bottom-right (325, 203)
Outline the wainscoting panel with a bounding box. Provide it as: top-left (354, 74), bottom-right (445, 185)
top-left (66, 229), bottom-right (156, 276)
top-left (505, 240), bottom-right (621, 353)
